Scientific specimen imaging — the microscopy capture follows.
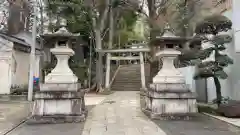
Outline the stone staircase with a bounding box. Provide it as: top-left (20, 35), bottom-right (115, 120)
top-left (111, 64), bottom-right (150, 91)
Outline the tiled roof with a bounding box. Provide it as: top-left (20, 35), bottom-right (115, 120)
top-left (0, 31), bottom-right (41, 51)
top-left (0, 32), bottom-right (29, 46)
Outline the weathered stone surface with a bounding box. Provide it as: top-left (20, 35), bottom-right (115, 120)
top-left (40, 83), bottom-right (80, 91)
top-left (31, 90), bottom-right (86, 124)
top-left (30, 39), bottom-right (87, 124)
top-left (218, 101), bottom-right (240, 118)
top-left (0, 101), bottom-right (31, 135)
top-left (44, 46), bottom-right (78, 84)
top-left (3, 92), bottom-right (240, 135)
top-left (149, 83), bottom-right (189, 92)
top-left (34, 91), bottom-right (84, 99)
top-left (26, 115), bottom-right (87, 124)
top-left (142, 90), bottom-right (197, 119)
top-left (153, 113), bottom-right (240, 135)
top-left (146, 90), bottom-right (196, 99)
top-left (141, 48), bottom-right (197, 119)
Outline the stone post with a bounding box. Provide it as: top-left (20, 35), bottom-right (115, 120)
top-left (140, 52), bottom-right (146, 88)
top-left (105, 53), bottom-right (111, 89)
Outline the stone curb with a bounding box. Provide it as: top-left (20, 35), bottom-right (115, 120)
top-left (203, 112), bottom-right (240, 128)
top-left (0, 95), bottom-right (27, 102)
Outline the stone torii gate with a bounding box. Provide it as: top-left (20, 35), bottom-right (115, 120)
top-left (96, 48), bottom-right (150, 90)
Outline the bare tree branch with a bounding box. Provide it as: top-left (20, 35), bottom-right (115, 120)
top-left (154, 0), bottom-right (170, 20)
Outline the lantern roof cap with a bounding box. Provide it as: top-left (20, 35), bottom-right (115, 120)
top-left (41, 18), bottom-right (80, 39)
top-left (161, 23), bottom-right (179, 38)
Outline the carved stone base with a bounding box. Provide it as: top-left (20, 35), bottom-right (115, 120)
top-left (141, 88), bottom-right (197, 120)
top-left (30, 90), bottom-right (87, 124)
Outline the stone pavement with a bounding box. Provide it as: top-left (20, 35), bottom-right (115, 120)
top-left (0, 100), bottom-right (31, 135)
top-left (5, 91), bottom-right (240, 135)
top-left (153, 114), bottom-right (240, 135)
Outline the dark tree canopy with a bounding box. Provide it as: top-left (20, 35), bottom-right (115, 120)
top-left (195, 15), bottom-right (232, 35)
top-left (193, 15), bottom-right (233, 106)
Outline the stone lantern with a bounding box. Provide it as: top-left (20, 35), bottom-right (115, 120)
top-left (141, 24), bottom-right (197, 119)
top-left (30, 19), bottom-right (87, 124)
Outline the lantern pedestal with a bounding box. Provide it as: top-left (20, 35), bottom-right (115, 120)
top-left (141, 49), bottom-right (197, 119)
top-left (29, 46), bottom-right (87, 124)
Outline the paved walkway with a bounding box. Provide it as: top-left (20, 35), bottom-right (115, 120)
top-left (0, 100), bottom-right (30, 135)
top-left (5, 91), bottom-right (240, 135)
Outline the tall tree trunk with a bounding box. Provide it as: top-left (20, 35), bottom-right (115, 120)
top-left (91, 0), bottom-right (110, 92)
top-left (147, 0), bottom-right (163, 82)
top-left (149, 28), bottom-right (159, 82)
top-left (95, 28), bottom-right (104, 91)
top-left (39, 2), bottom-right (44, 83)
top-left (213, 77), bottom-right (222, 107)
top-left (148, 19), bottom-right (161, 82)
top-left (108, 1), bottom-right (113, 49)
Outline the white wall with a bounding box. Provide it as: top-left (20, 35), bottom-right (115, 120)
top-left (0, 38), bottom-right (13, 94)
top-left (12, 50), bottom-right (40, 86)
top-left (179, 66), bottom-right (196, 93)
top-left (233, 0), bottom-right (240, 52)
top-left (0, 53), bottom-right (12, 94)
top-left (0, 34), bottom-right (40, 94)
top-left (13, 50), bottom-right (29, 86)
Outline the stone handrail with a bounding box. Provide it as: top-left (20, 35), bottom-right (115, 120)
top-left (108, 65), bottom-right (121, 88)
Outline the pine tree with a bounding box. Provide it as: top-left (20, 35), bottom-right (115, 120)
top-left (194, 15), bottom-right (233, 106)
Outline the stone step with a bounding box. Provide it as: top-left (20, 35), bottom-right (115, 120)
top-left (112, 82), bottom-right (141, 85)
top-left (115, 75), bottom-right (141, 77)
top-left (116, 73), bottom-right (148, 75)
top-left (110, 64), bottom-right (150, 91)
top-left (114, 78), bottom-right (141, 80)
top-left (111, 86), bottom-right (143, 90)
top-left (116, 75), bottom-right (141, 77)
top-left (111, 83), bottom-right (141, 86)
top-left (114, 78), bottom-right (148, 81)
top-left (111, 86), bottom-right (141, 88)
top-left (116, 73), bottom-right (141, 78)
top-left (111, 87), bottom-right (141, 91)
top-left (117, 72), bottom-right (141, 74)
top-left (115, 76), bottom-right (149, 78)
top-left (111, 85), bottom-right (141, 87)
top-left (111, 88), bottom-right (141, 91)
top-left (113, 82), bottom-right (141, 84)
top-left (112, 82), bottom-right (141, 84)
top-left (114, 74), bottom-right (143, 77)
top-left (112, 82), bottom-right (150, 85)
